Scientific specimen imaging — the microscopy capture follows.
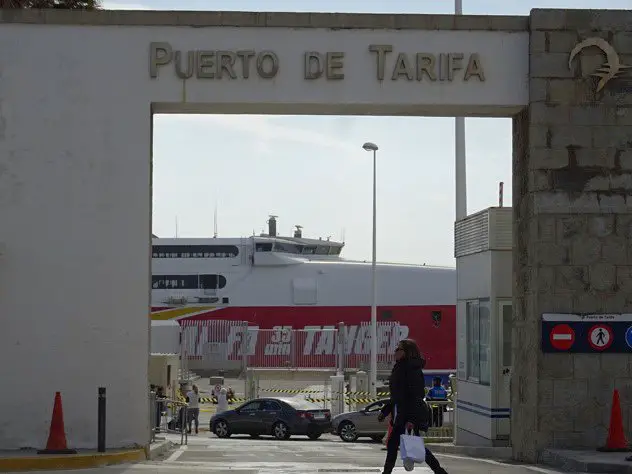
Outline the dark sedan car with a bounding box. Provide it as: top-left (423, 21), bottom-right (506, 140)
top-left (210, 397), bottom-right (332, 440)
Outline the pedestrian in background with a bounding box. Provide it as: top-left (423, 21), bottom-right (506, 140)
top-left (217, 387), bottom-right (229, 414)
top-left (186, 384), bottom-right (200, 434)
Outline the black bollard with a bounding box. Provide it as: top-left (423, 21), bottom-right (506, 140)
top-left (98, 387), bottom-right (106, 453)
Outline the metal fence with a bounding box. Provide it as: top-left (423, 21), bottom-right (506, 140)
top-left (149, 391), bottom-right (189, 445)
top-left (179, 319), bottom-right (249, 371)
top-left (426, 400), bottom-right (454, 441)
top-left (246, 327), bottom-right (341, 369)
top-left (353, 321), bottom-right (400, 371)
top-left (176, 319), bottom-right (403, 371)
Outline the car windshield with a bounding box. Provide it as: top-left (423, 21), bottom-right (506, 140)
top-left (279, 398), bottom-right (323, 410)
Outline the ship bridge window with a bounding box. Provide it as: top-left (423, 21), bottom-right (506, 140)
top-left (151, 274), bottom-right (227, 290)
top-left (315, 246), bottom-right (330, 255)
top-left (200, 274), bottom-right (227, 290)
top-left (301, 246), bottom-right (317, 255)
top-left (152, 245), bottom-right (239, 258)
top-left (329, 247), bottom-right (341, 256)
top-left (274, 242), bottom-right (301, 254)
top-left (256, 243), bottom-right (273, 252)
top-left (152, 275), bottom-right (197, 289)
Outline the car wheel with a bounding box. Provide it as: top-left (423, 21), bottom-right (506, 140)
top-left (371, 434), bottom-right (385, 442)
top-left (272, 421), bottom-right (290, 440)
top-left (338, 421), bottom-right (358, 442)
top-left (212, 419), bottom-right (231, 438)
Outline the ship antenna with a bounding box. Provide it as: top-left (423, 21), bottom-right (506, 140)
top-left (175, 216), bottom-right (179, 238)
top-left (341, 227), bottom-right (346, 243)
top-left (213, 202), bottom-right (218, 238)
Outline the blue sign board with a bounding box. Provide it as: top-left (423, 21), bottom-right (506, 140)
top-left (541, 313), bottom-right (632, 353)
top-left (625, 326), bottom-right (632, 350)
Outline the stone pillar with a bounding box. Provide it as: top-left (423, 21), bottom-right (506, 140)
top-left (330, 375), bottom-right (346, 417)
top-left (512, 8), bottom-right (632, 462)
top-left (245, 369), bottom-right (258, 400)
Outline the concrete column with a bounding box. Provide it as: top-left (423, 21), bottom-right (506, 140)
top-left (245, 369), bottom-right (257, 401)
top-left (349, 375), bottom-right (358, 412)
top-left (512, 9), bottom-right (632, 462)
top-left (330, 375), bottom-right (345, 416)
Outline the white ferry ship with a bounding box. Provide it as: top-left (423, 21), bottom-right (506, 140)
top-left (150, 216), bottom-right (456, 374)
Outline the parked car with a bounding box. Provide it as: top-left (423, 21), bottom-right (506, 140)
top-left (331, 399), bottom-right (390, 442)
top-left (210, 397), bottom-right (332, 440)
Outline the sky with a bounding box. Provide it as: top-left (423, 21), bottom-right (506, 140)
top-left (103, 0), bottom-right (630, 267)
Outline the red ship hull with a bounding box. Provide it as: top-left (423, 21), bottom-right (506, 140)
top-left (151, 304), bottom-right (456, 371)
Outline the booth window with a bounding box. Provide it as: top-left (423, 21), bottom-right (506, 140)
top-left (466, 299), bottom-right (491, 386)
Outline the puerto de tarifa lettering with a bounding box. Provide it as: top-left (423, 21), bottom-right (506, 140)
top-left (149, 42), bottom-right (486, 82)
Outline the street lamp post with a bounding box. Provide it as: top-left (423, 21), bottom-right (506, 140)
top-left (362, 141), bottom-right (378, 397)
top-left (454, 0), bottom-right (467, 221)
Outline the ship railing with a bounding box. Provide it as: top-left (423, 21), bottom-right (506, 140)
top-left (245, 323), bottom-right (401, 371)
top-left (162, 296), bottom-right (188, 305)
top-left (246, 327), bottom-right (340, 370)
top-left (179, 319), bottom-right (249, 366)
top-left (176, 319), bottom-right (410, 372)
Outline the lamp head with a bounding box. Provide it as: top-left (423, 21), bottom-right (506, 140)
top-left (362, 142), bottom-right (378, 152)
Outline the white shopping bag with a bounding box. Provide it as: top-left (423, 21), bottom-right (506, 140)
top-left (400, 427), bottom-right (426, 464)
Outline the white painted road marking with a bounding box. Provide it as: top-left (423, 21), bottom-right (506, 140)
top-left (165, 445), bottom-right (187, 462)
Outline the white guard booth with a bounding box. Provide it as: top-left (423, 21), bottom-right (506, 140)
top-left (150, 321), bottom-right (182, 399)
top-left (454, 207), bottom-right (513, 446)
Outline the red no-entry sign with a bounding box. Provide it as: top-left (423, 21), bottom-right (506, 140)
top-left (550, 324), bottom-right (575, 350)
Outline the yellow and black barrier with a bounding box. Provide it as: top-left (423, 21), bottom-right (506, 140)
top-left (304, 396), bottom-right (449, 407)
top-left (304, 396), bottom-right (389, 404)
top-left (173, 395), bottom-right (247, 404)
top-left (260, 388), bottom-right (391, 397)
top-left (199, 396), bottom-right (248, 404)
top-left (261, 389), bottom-right (324, 394)
top-left (344, 391), bottom-right (390, 397)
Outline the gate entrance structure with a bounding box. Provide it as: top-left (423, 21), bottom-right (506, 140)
top-left (1, 8), bottom-right (631, 462)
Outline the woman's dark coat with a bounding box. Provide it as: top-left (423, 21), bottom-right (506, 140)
top-left (380, 357), bottom-right (430, 430)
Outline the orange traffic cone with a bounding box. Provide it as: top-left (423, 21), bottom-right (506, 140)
top-left (37, 392), bottom-right (77, 455)
top-left (598, 389), bottom-right (631, 452)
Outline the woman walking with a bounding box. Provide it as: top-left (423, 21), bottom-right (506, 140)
top-left (378, 339), bottom-right (448, 474)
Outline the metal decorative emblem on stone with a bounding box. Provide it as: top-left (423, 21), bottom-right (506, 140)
top-left (568, 37), bottom-right (632, 93)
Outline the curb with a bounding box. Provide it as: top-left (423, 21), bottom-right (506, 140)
top-left (0, 449), bottom-right (146, 472)
top-left (425, 443), bottom-right (513, 460)
top-left (148, 440), bottom-right (175, 460)
top-left (539, 449), bottom-right (632, 473)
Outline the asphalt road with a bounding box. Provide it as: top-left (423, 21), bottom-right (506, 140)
top-left (11, 433), bottom-right (580, 474)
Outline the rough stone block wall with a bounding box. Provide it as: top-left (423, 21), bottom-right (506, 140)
top-left (512, 9), bottom-right (632, 462)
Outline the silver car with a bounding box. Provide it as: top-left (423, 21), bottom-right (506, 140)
top-left (331, 399), bottom-right (389, 442)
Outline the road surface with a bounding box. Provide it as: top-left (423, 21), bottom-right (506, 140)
top-left (7, 433), bottom-right (580, 473)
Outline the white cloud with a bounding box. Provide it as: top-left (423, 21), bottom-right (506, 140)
top-left (170, 114), bottom-right (359, 155)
